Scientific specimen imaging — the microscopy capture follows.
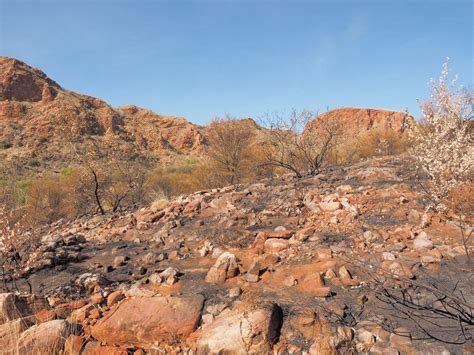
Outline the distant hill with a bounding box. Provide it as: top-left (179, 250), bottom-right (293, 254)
top-left (0, 57), bottom-right (205, 175)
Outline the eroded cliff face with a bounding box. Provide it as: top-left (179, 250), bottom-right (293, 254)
top-left (2, 156), bottom-right (471, 354)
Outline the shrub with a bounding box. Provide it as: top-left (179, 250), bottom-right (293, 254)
top-left (0, 140), bottom-right (13, 149)
top-left (205, 117), bottom-right (259, 185)
top-left (25, 178), bottom-right (70, 224)
top-left (27, 158), bottom-right (41, 167)
top-left (410, 61), bottom-right (473, 211)
top-left (144, 161), bottom-right (200, 200)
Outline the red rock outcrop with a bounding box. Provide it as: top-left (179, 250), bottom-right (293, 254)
top-left (0, 57), bottom-right (60, 102)
top-left (308, 107), bottom-right (413, 134)
top-left (119, 104), bottom-right (205, 153)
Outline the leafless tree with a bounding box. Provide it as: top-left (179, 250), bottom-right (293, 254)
top-left (260, 109), bottom-right (341, 178)
top-left (72, 137), bottom-right (147, 215)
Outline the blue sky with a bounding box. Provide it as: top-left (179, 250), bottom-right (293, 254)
top-left (1, 0), bottom-right (472, 124)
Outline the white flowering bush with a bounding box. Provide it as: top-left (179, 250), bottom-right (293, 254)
top-left (410, 61), bottom-right (473, 211)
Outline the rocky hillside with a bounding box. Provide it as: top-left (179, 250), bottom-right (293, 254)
top-left (1, 56), bottom-right (416, 178)
top-left (1, 156), bottom-right (472, 354)
top-left (0, 57), bottom-right (205, 175)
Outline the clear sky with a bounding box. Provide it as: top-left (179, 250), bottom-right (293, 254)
top-left (1, 0), bottom-right (472, 124)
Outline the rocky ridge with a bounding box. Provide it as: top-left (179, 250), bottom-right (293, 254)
top-left (0, 57), bottom-right (206, 174)
top-left (1, 156), bottom-right (472, 354)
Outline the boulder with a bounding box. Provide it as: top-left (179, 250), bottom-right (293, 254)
top-left (91, 295), bottom-right (204, 348)
top-left (309, 324), bottom-right (354, 354)
top-left (264, 239), bottom-right (289, 253)
top-left (363, 230), bottom-right (382, 243)
top-left (382, 252), bottom-right (396, 261)
top-left (0, 293), bottom-right (26, 324)
top-left (319, 201), bottom-right (342, 212)
top-left (413, 234), bottom-right (434, 251)
top-left (0, 318), bottom-right (33, 350)
top-left (197, 304), bottom-right (283, 354)
top-left (64, 335), bottom-right (85, 355)
top-left (300, 273), bottom-right (331, 297)
top-left (106, 291), bottom-right (124, 307)
top-left (17, 319), bottom-right (73, 355)
top-left (295, 227), bottom-right (314, 242)
top-left (338, 266), bottom-right (360, 286)
top-left (81, 341), bottom-right (129, 355)
top-left (205, 252), bottom-right (239, 283)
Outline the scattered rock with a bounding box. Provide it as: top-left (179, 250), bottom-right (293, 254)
top-left (160, 267), bottom-right (180, 285)
top-left (338, 266), bottom-right (359, 286)
top-left (205, 252), bottom-right (240, 283)
top-left (387, 242), bottom-right (406, 252)
top-left (228, 287), bottom-right (242, 298)
top-left (382, 252), bottom-right (396, 261)
top-left (64, 335), bottom-right (85, 354)
top-left (407, 209), bottom-right (420, 223)
top-left (300, 273), bottom-right (331, 297)
top-left (107, 291), bottom-right (124, 307)
top-left (295, 227), bottom-right (314, 242)
top-left (244, 260), bottom-right (262, 282)
top-left (283, 275), bottom-right (297, 287)
top-left (90, 293), bottom-right (104, 305)
top-left (413, 233), bottom-right (434, 251)
top-left (113, 256), bottom-right (128, 268)
top-left (264, 239), bottom-right (289, 253)
top-left (319, 200), bottom-right (343, 212)
top-left (363, 230), bottom-right (382, 243)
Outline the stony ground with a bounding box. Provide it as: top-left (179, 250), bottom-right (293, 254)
top-left (1, 156), bottom-right (473, 354)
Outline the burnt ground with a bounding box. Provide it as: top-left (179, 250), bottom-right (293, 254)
top-left (2, 155), bottom-right (473, 353)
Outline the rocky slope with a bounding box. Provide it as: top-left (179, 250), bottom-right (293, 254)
top-left (1, 156), bottom-right (472, 354)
